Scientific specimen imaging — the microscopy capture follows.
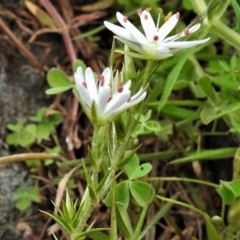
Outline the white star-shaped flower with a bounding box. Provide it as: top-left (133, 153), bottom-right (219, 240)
top-left (104, 9), bottom-right (210, 60)
top-left (74, 67), bottom-right (146, 125)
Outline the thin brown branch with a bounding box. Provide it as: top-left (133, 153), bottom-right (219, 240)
top-left (0, 153), bottom-right (63, 165)
top-left (0, 17), bottom-right (46, 72)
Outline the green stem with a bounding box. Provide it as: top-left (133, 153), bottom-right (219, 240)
top-left (157, 195), bottom-right (205, 216)
top-left (148, 177), bottom-right (219, 188)
top-left (211, 20), bottom-right (240, 50)
top-left (142, 60), bottom-right (155, 87)
top-left (110, 181), bottom-right (117, 240)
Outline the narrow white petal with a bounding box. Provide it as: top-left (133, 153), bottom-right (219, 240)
top-left (109, 91), bottom-right (147, 118)
top-left (157, 13), bottom-right (179, 42)
top-left (131, 87), bottom-right (143, 101)
top-left (116, 12), bottom-right (148, 46)
top-left (75, 68), bottom-right (92, 107)
top-left (101, 67), bottom-right (111, 85)
top-left (163, 23), bottom-right (201, 43)
top-left (85, 67), bottom-right (98, 104)
top-left (76, 83), bottom-right (92, 108)
top-left (162, 38), bottom-right (210, 49)
top-left (98, 85), bottom-right (111, 111)
top-left (188, 23), bottom-right (201, 34)
top-left (156, 45), bottom-right (171, 53)
top-left (105, 91), bottom-right (130, 113)
top-left (123, 80), bottom-right (131, 91)
top-left (115, 37), bottom-right (144, 54)
top-left (104, 21), bottom-right (139, 43)
top-left (140, 10), bottom-right (156, 42)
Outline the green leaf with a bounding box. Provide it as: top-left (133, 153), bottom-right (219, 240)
top-left (170, 148), bottom-right (238, 165)
top-left (204, 214), bottom-right (224, 240)
top-left (47, 68), bottom-right (73, 88)
top-left (158, 50), bottom-right (191, 111)
top-left (199, 75), bottom-right (218, 102)
top-left (7, 120), bottom-right (24, 132)
top-left (219, 181), bottom-right (236, 205)
top-left (228, 199), bottom-right (240, 230)
top-left (124, 154), bottom-right (139, 179)
top-left (29, 107), bottom-right (46, 122)
top-left (230, 0), bottom-right (240, 33)
top-left (129, 181), bottom-right (155, 207)
top-left (129, 163), bottom-right (152, 180)
top-left (16, 197), bottom-right (31, 211)
top-left (201, 103), bottom-right (240, 124)
top-left (46, 86), bottom-right (73, 95)
top-left (144, 121), bottom-right (161, 132)
top-left (72, 59), bottom-right (86, 73)
top-left (36, 123), bottom-right (52, 140)
top-left (116, 181), bottom-right (130, 210)
top-left (6, 133), bottom-right (19, 146)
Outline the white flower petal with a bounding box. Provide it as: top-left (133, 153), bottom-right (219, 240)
top-left (104, 21), bottom-right (139, 43)
top-left (123, 80), bottom-right (131, 91)
top-left (105, 90), bottom-right (130, 113)
top-left (157, 13), bottom-right (179, 43)
top-left (75, 68), bottom-right (92, 107)
top-left (98, 85), bottom-right (111, 111)
top-left (140, 10), bottom-right (156, 42)
top-left (85, 67), bottom-right (98, 103)
top-left (162, 38), bottom-right (210, 49)
top-left (116, 12), bottom-right (148, 46)
top-left (115, 37), bottom-right (144, 53)
top-left (110, 91), bottom-right (147, 117)
top-left (101, 67), bottom-right (111, 85)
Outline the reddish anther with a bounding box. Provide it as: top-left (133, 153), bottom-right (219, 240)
top-left (176, 12), bottom-right (180, 19)
top-left (184, 28), bottom-right (189, 36)
top-left (137, 9), bottom-right (142, 16)
top-left (144, 14), bottom-right (148, 20)
top-left (117, 82), bottom-right (124, 93)
top-left (82, 82), bottom-right (87, 88)
top-left (98, 75), bottom-right (105, 86)
top-left (153, 35), bottom-right (159, 41)
top-left (108, 96), bottom-right (113, 102)
top-left (123, 16), bottom-right (128, 23)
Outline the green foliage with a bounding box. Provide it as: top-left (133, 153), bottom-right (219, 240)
top-left (12, 186), bottom-right (41, 211)
top-left (6, 107), bottom-right (62, 148)
top-left (132, 110), bottom-right (161, 138)
top-left (46, 68), bottom-right (74, 94)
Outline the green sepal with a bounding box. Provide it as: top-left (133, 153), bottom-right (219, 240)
top-left (116, 144), bottom-right (142, 169)
top-left (88, 186), bottom-right (98, 203)
top-left (90, 100), bottom-right (99, 125)
top-left (115, 115), bottom-right (128, 138)
top-left (96, 169), bottom-right (112, 193)
top-left (88, 147), bottom-right (98, 171)
top-left (82, 160), bottom-right (93, 187)
top-left (123, 45), bottom-right (136, 80)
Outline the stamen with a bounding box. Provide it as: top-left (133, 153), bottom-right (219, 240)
top-left (123, 16), bottom-right (128, 23)
top-left (117, 82), bottom-right (123, 93)
top-left (98, 75), bottom-right (105, 86)
top-left (184, 28), bottom-right (189, 36)
top-left (153, 35), bottom-right (159, 41)
top-left (127, 97), bottom-right (131, 103)
top-left (108, 96), bottom-right (113, 102)
top-left (157, 8), bottom-right (163, 14)
top-left (165, 12), bottom-right (172, 21)
top-left (176, 12), bottom-right (180, 19)
top-left (137, 9), bottom-right (142, 16)
top-left (145, 7), bottom-right (151, 11)
top-left (82, 82), bottom-right (87, 88)
top-left (144, 14), bottom-right (148, 20)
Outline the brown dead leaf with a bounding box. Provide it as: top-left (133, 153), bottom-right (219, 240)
top-left (25, 0), bottom-right (56, 27)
